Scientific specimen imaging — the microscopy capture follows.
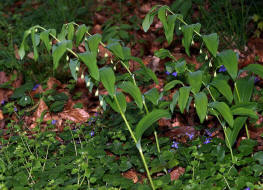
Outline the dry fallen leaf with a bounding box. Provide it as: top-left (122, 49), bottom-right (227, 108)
top-left (170, 167), bottom-right (185, 181)
top-left (122, 169), bottom-right (139, 183)
top-left (0, 110), bottom-right (4, 120)
top-left (59, 108), bottom-right (89, 123)
top-left (33, 99), bottom-right (51, 122)
top-left (47, 77), bottom-right (62, 89)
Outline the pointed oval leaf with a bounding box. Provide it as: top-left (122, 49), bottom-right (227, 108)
top-left (234, 77), bottom-right (254, 104)
top-left (216, 50), bottom-right (238, 80)
top-left (40, 30), bottom-right (51, 52)
top-left (231, 107), bottom-right (258, 119)
top-left (105, 92), bottom-right (126, 113)
top-left (188, 71), bottom-right (202, 94)
top-left (31, 29), bottom-right (39, 61)
top-left (243, 64), bottom-right (263, 78)
top-left (210, 79), bottom-right (233, 103)
top-left (19, 29), bottom-right (31, 60)
top-left (209, 101), bottom-right (234, 127)
top-left (178, 86), bottom-right (191, 113)
top-left (107, 42), bottom-right (124, 60)
top-left (87, 34), bottom-right (102, 54)
top-left (78, 51), bottom-right (99, 81)
top-left (164, 80), bottom-right (184, 91)
top-left (144, 88), bottom-right (160, 105)
top-left (76, 24), bottom-right (87, 46)
top-left (100, 67), bottom-right (115, 98)
top-left (135, 109), bottom-right (171, 141)
top-left (67, 23), bottom-right (75, 41)
top-left (119, 81), bottom-right (143, 109)
top-left (170, 91), bottom-right (179, 113)
top-left (69, 59), bottom-right (80, 81)
top-left (52, 40), bottom-right (72, 70)
top-left (181, 23), bottom-right (201, 56)
top-left (194, 92), bottom-right (208, 123)
top-left (202, 33), bottom-right (219, 57)
top-left (142, 5), bottom-right (158, 32)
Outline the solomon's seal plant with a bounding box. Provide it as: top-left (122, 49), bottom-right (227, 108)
top-left (18, 5), bottom-right (263, 189)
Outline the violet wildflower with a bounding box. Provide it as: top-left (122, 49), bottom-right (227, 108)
top-left (172, 72), bottom-right (178, 77)
top-left (205, 129), bottom-right (212, 137)
top-left (204, 138), bottom-right (212, 144)
top-left (254, 77), bottom-right (260, 84)
top-left (167, 169), bottom-right (172, 173)
top-left (32, 84), bottom-right (40, 91)
top-left (186, 133), bottom-right (194, 140)
top-left (90, 131), bottom-right (95, 137)
top-left (171, 141), bottom-right (179, 149)
top-left (218, 65), bottom-right (227, 72)
top-left (14, 107), bottom-right (17, 112)
top-left (244, 188), bottom-right (250, 190)
top-left (1, 100), bottom-right (5, 105)
top-left (51, 120), bottom-right (57, 125)
top-left (165, 71), bottom-right (171, 75)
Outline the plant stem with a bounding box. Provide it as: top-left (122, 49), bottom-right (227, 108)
top-left (113, 95), bottom-right (155, 190)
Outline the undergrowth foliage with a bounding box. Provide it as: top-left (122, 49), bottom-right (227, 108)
top-left (18, 5), bottom-right (263, 190)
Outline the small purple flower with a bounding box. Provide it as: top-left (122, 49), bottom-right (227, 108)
top-left (244, 188), bottom-right (250, 190)
top-left (165, 71), bottom-right (171, 75)
top-left (205, 129), bottom-right (212, 137)
top-left (254, 77), bottom-right (260, 84)
top-left (218, 65), bottom-right (227, 72)
top-left (1, 100), bottom-right (5, 105)
top-left (51, 120), bottom-right (57, 125)
top-left (204, 138), bottom-right (212, 144)
top-left (14, 107), bottom-right (17, 112)
top-left (32, 84), bottom-right (40, 91)
top-left (172, 72), bottom-right (178, 77)
top-left (171, 141), bottom-right (179, 149)
top-left (90, 131), bottom-right (95, 137)
top-left (167, 169), bottom-right (172, 173)
top-left (186, 133), bottom-right (194, 140)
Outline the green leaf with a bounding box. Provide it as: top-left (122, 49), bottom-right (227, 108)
top-left (105, 92), bottom-right (126, 113)
top-left (210, 79), bottom-right (233, 103)
top-left (67, 23), bottom-right (74, 41)
top-left (135, 109), bottom-right (171, 141)
top-left (164, 80), bottom-right (183, 91)
top-left (170, 91), bottom-right (179, 113)
top-left (31, 29), bottom-right (39, 61)
top-left (119, 81), bottom-right (143, 109)
top-left (78, 51), bottom-right (99, 81)
top-left (243, 64), bottom-right (263, 78)
top-left (154, 49), bottom-right (172, 59)
top-left (216, 50), bottom-right (238, 80)
top-left (69, 59), bottom-right (80, 81)
top-left (181, 23), bottom-right (201, 56)
top-left (142, 5), bottom-right (158, 32)
top-left (188, 71), bottom-right (202, 94)
top-left (40, 30), bottom-right (51, 52)
top-left (209, 101), bottom-right (234, 127)
top-left (87, 34), bottom-right (102, 54)
top-left (76, 24), bottom-right (87, 46)
top-left (19, 29), bottom-right (31, 60)
top-left (107, 42), bottom-right (124, 60)
top-left (231, 107), bottom-right (258, 119)
top-left (57, 24), bottom-right (67, 41)
top-left (52, 40), bottom-right (72, 70)
top-left (202, 33), bottom-right (219, 57)
top-left (144, 88), bottom-right (160, 105)
top-left (234, 77), bottom-right (254, 104)
top-left (50, 101), bottom-right (65, 112)
top-left (18, 95), bottom-right (32, 107)
top-left (100, 67), bottom-right (116, 98)
top-left (194, 92), bottom-right (208, 123)
top-left (226, 117), bottom-right (247, 148)
top-left (129, 56), bottom-right (158, 84)
top-left (254, 152), bottom-right (263, 165)
top-left (174, 60), bottom-right (186, 73)
top-left (178, 86), bottom-right (191, 113)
